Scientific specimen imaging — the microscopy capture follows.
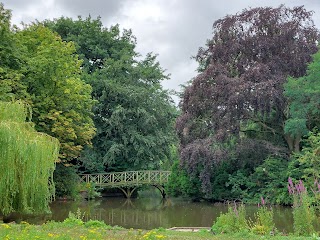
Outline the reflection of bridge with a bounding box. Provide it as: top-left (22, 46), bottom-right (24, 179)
top-left (79, 171), bottom-right (171, 198)
top-left (82, 199), bottom-right (173, 229)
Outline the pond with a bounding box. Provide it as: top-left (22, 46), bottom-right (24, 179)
top-left (12, 197), bottom-right (295, 233)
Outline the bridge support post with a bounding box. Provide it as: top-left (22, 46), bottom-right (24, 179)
top-left (118, 187), bottom-right (137, 198)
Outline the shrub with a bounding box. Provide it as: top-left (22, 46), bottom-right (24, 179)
top-left (288, 178), bottom-right (316, 236)
top-left (212, 203), bottom-right (248, 234)
top-left (166, 161), bottom-right (202, 199)
top-left (84, 219), bottom-right (107, 228)
top-left (63, 209), bottom-right (84, 226)
top-left (250, 198), bottom-right (275, 235)
top-left (54, 163), bottom-right (79, 199)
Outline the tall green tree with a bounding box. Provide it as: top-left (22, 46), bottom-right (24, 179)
top-left (285, 49), bottom-right (320, 144)
top-left (0, 3), bottom-right (26, 101)
top-left (1, 4), bottom-right (96, 161)
top-left (0, 101), bottom-right (59, 215)
top-left (13, 24), bottom-right (95, 161)
top-left (45, 17), bottom-right (177, 172)
top-left (85, 53), bottom-right (176, 171)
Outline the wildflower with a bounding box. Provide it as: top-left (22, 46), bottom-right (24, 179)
top-left (48, 233), bottom-right (54, 237)
top-left (156, 234), bottom-right (166, 239)
top-left (1, 224), bottom-right (10, 229)
top-left (288, 177), bottom-right (293, 187)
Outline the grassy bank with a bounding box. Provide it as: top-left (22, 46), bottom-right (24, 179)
top-left (0, 221), bottom-right (316, 240)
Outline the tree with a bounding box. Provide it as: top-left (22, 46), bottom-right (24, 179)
top-left (45, 17), bottom-right (177, 172)
top-left (13, 24), bottom-right (96, 161)
top-left (0, 3), bottom-right (26, 101)
top-left (44, 16), bottom-right (136, 74)
top-left (177, 5), bottom-right (318, 193)
top-left (285, 50), bottom-right (320, 143)
top-left (86, 53), bottom-right (177, 171)
top-left (0, 101), bottom-right (59, 216)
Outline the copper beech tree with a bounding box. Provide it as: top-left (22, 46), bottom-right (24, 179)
top-left (177, 5), bottom-right (319, 193)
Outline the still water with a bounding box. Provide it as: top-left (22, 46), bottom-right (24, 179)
top-left (21, 197), bottom-right (294, 233)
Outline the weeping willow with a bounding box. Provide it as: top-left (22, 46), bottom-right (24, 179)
top-left (0, 101), bottom-right (59, 215)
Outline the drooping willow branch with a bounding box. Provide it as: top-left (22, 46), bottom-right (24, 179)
top-left (0, 101), bottom-right (59, 215)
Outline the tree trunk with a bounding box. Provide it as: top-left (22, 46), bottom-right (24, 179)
top-left (285, 134), bottom-right (301, 153)
top-left (285, 134), bottom-right (294, 153)
top-left (294, 134), bottom-right (301, 153)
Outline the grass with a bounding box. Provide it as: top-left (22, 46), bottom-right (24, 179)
top-left (0, 222), bottom-right (318, 240)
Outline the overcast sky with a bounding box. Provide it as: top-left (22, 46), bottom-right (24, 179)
top-left (3, 0), bottom-right (320, 103)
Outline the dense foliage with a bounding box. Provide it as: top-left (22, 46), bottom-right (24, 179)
top-left (45, 17), bottom-right (177, 172)
top-left (2, 2), bottom-right (320, 205)
top-left (1, 3), bottom-right (177, 199)
top-left (284, 50), bottom-right (320, 147)
top-left (174, 5), bottom-right (320, 201)
top-left (0, 101), bottom-right (59, 215)
top-left (0, 4), bottom-right (95, 162)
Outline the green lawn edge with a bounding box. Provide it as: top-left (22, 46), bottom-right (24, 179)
top-left (0, 221), bottom-right (317, 240)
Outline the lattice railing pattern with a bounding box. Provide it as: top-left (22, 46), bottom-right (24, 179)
top-left (79, 171), bottom-right (171, 187)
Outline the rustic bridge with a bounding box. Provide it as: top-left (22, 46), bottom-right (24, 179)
top-left (79, 170), bottom-right (171, 198)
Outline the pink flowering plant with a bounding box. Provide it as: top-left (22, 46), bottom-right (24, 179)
top-left (288, 177), bottom-right (315, 236)
top-left (311, 179), bottom-right (320, 204)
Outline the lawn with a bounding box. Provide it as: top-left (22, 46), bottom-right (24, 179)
top-left (0, 221), bottom-right (316, 240)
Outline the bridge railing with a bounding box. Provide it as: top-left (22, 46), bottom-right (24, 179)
top-left (79, 170), bottom-right (171, 187)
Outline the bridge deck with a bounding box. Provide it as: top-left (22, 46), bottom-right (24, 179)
top-left (79, 170), bottom-right (171, 188)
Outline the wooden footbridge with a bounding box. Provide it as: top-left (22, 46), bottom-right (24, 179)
top-left (79, 170), bottom-right (171, 198)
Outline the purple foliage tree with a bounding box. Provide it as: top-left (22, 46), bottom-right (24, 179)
top-left (177, 5), bottom-right (319, 194)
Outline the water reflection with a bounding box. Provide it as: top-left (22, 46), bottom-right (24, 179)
top-left (48, 198), bottom-right (294, 232)
top-left (1, 198), bottom-right (295, 232)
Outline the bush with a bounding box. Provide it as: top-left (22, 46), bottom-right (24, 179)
top-left (166, 161), bottom-right (203, 199)
top-left (228, 157), bottom-right (291, 205)
top-left (54, 163), bottom-right (79, 199)
top-left (84, 219), bottom-right (107, 228)
top-left (250, 205), bottom-right (274, 235)
top-left (212, 203), bottom-right (248, 234)
top-left (63, 209), bottom-right (84, 226)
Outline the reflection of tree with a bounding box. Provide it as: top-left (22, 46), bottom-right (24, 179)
top-left (31, 199), bottom-right (297, 232)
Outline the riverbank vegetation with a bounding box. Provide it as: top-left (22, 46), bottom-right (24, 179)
top-left (2, 2), bottom-right (320, 237)
top-left (0, 101), bottom-right (59, 216)
top-left (0, 2), bottom-right (176, 200)
top-left (169, 5), bottom-right (320, 205)
top-left (0, 219), bottom-right (317, 239)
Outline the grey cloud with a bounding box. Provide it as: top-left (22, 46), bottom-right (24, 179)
top-left (2, 0), bottom-right (41, 10)
top-left (2, 0), bottom-right (320, 103)
top-left (54, 0), bottom-right (126, 20)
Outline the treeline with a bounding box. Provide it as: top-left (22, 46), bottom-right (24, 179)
top-left (168, 5), bottom-right (320, 204)
top-left (2, 3), bottom-right (320, 204)
top-left (0, 3), bottom-right (177, 197)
